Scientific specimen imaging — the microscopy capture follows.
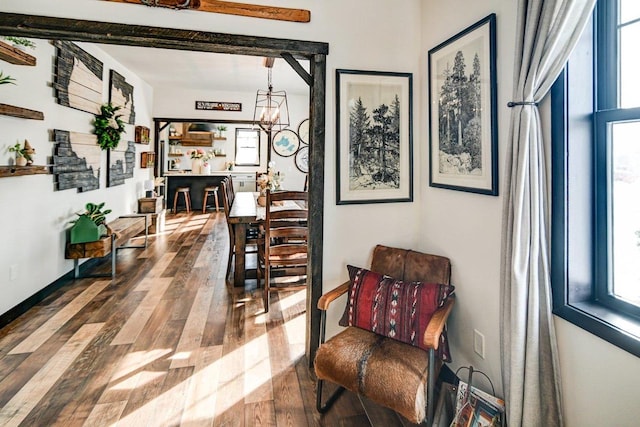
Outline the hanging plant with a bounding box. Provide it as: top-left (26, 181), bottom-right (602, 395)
top-left (94, 103), bottom-right (125, 150)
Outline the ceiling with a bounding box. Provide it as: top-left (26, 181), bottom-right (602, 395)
top-left (99, 44), bottom-right (310, 95)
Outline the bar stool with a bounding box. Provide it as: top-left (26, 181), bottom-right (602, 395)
top-left (202, 185), bottom-right (220, 213)
top-left (173, 186), bottom-right (191, 213)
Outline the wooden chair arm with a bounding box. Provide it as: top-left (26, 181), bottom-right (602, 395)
top-left (423, 296), bottom-right (455, 349)
top-left (317, 281), bottom-right (350, 311)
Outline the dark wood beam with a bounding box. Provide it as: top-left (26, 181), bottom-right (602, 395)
top-left (0, 13), bottom-right (327, 59)
top-left (101, 0), bottom-right (311, 23)
top-left (306, 53), bottom-right (326, 367)
top-left (281, 52), bottom-right (312, 87)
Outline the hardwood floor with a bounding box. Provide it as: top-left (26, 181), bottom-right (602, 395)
top-left (0, 212), bottom-right (370, 427)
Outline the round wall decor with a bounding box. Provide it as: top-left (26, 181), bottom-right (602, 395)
top-left (297, 118), bottom-right (309, 145)
top-left (272, 129), bottom-right (300, 157)
top-left (295, 146), bottom-right (309, 173)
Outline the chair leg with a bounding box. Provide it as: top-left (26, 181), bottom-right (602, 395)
top-left (185, 192), bottom-right (191, 212)
top-left (427, 348), bottom-right (436, 427)
top-left (173, 191), bottom-right (179, 213)
top-left (316, 379), bottom-right (345, 413)
top-left (263, 265), bottom-right (270, 312)
top-left (202, 191), bottom-right (209, 214)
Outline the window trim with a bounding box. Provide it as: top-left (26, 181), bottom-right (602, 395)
top-left (234, 127), bottom-right (261, 166)
top-left (551, 0), bottom-right (640, 357)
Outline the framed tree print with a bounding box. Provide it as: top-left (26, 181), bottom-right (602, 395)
top-left (336, 69), bottom-right (413, 205)
top-left (428, 13), bottom-right (498, 195)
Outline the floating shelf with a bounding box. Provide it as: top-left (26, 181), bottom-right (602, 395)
top-left (168, 136), bottom-right (182, 140)
top-left (0, 103), bottom-right (45, 120)
top-left (213, 136), bottom-right (227, 141)
top-left (167, 153), bottom-right (183, 157)
top-left (0, 165), bottom-right (50, 178)
top-left (0, 41), bottom-right (36, 66)
top-left (214, 154), bottom-right (227, 157)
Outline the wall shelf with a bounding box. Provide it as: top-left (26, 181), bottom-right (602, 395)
top-left (0, 41), bottom-right (36, 66)
top-left (167, 153), bottom-right (183, 157)
top-left (0, 103), bottom-right (45, 120)
top-left (0, 165), bottom-right (50, 178)
top-left (213, 136), bottom-right (227, 141)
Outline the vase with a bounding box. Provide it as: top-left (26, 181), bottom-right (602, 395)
top-left (15, 156), bottom-right (27, 167)
top-left (191, 158), bottom-right (203, 174)
top-left (257, 195), bottom-right (267, 207)
top-left (202, 163), bottom-right (211, 175)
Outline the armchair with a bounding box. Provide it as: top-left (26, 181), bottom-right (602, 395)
top-left (314, 245), bottom-right (454, 425)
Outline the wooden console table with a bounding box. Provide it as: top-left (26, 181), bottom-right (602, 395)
top-left (65, 214), bottom-right (150, 279)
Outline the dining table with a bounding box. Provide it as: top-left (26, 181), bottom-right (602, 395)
top-left (227, 191), bottom-right (307, 288)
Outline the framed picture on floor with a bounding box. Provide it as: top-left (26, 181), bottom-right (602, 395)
top-left (336, 69), bottom-right (413, 205)
top-left (428, 13), bottom-right (498, 195)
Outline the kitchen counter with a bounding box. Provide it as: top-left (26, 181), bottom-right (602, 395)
top-left (164, 172), bottom-right (258, 212)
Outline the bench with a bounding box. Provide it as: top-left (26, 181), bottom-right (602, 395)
top-left (65, 214), bottom-right (150, 279)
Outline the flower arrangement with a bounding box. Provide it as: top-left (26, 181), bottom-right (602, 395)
top-left (224, 161), bottom-right (235, 171)
top-left (257, 166), bottom-right (284, 194)
top-left (188, 148), bottom-right (206, 159)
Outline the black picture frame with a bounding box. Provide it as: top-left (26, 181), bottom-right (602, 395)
top-left (428, 13), bottom-right (498, 195)
top-left (295, 145), bottom-right (309, 173)
top-left (336, 69), bottom-right (414, 205)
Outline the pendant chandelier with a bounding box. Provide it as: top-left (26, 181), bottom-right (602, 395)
top-left (253, 58), bottom-right (290, 133)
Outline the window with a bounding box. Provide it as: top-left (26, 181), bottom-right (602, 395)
top-left (552, 0), bottom-right (640, 357)
top-left (234, 128), bottom-right (260, 166)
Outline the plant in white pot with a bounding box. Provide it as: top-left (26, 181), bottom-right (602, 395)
top-left (8, 140), bottom-right (34, 166)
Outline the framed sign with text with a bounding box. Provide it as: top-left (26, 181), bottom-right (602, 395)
top-left (195, 101), bottom-right (242, 111)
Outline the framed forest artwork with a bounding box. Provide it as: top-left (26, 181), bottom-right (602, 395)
top-left (428, 13), bottom-right (498, 195)
top-left (336, 69), bottom-right (413, 205)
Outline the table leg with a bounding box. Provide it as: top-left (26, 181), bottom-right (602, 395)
top-left (233, 223), bottom-right (247, 288)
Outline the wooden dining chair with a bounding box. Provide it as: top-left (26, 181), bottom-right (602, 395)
top-left (257, 190), bottom-right (308, 312)
top-left (220, 179), bottom-right (259, 286)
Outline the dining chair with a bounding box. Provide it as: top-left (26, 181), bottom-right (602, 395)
top-left (220, 179), bottom-right (259, 286)
top-left (257, 189), bottom-right (308, 312)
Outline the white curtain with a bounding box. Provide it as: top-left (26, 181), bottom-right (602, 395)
top-left (500, 0), bottom-right (596, 426)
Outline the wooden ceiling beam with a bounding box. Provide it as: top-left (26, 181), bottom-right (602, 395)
top-left (101, 0), bottom-right (311, 23)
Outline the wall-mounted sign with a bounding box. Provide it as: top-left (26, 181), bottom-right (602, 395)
top-left (195, 101), bottom-right (242, 112)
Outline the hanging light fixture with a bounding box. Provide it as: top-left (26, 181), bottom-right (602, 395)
top-left (253, 57), bottom-right (290, 132)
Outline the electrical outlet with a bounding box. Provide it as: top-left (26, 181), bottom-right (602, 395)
top-left (474, 329), bottom-right (485, 359)
top-left (9, 264), bottom-right (18, 281)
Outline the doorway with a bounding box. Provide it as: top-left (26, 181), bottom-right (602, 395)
top-left (0, 11), bottom-right (328, 364)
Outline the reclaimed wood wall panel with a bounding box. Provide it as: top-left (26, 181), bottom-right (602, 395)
top-left (109, 70), bottom-right (135, 125)
top-left (52, 129), bottom-right (101, 192)
top-left (53, 41), bottom-right (103, 115)
top-left (107, 141), bottom-right (135, 187)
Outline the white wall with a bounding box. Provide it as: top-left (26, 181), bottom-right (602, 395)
top-left (422, 1), bottom-right (640, 426)
top-left (0, 37), bottom-right (154, 314)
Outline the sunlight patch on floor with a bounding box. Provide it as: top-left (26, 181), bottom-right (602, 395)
top-left (109, 371), bottom-right (165, 391)
top-left (111, 348), bottom-right (173, 382)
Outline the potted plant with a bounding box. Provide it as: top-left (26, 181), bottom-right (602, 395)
top-left (217, 125), bottom-right (227, 137)
top-left (94, 103), bottom-right (125, 150)
top-left (8, 140), bottom-right (34, 166)
top-left (2, 36), bottom-right (36, 50)
top-left (70, 202), bottom-right (112, 244)
top-left (0, 70), bottom-right (16, 86)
